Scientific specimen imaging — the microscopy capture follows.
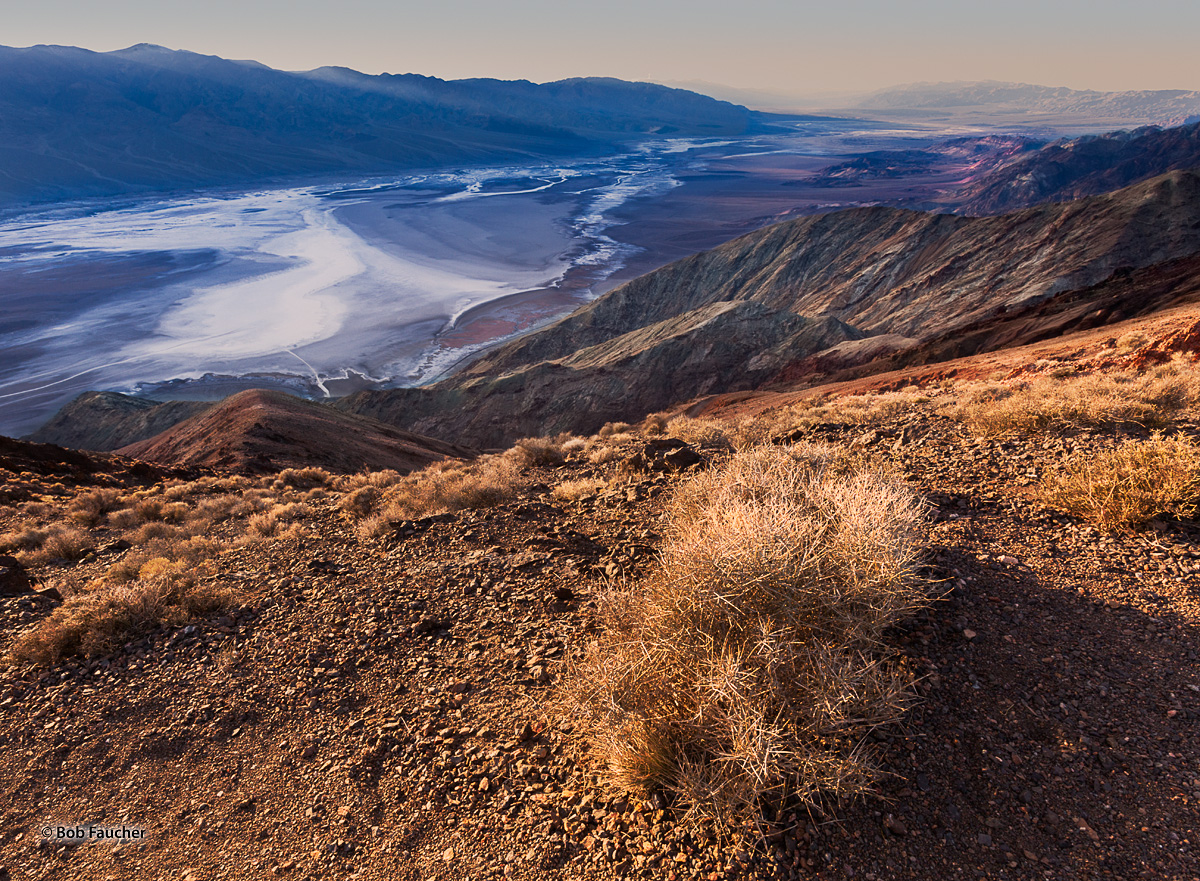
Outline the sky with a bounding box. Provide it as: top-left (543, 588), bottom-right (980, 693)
top-left (6, 0), bottom-right (1200, 99)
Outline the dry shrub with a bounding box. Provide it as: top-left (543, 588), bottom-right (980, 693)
top-left (130, 521), bottom-right (184, 545)
top-left (762, 390), bottom-right (933, 436)
top-left (551, 478), bottom-right (607, 503)
top-left (641, 412), bottom-right (670, 435)
top-left (66, 488), bottom-right (123, 526)
top-left (511, 435), bottom-right (568, 467)
top-left (665, 416), bottom-right (736, 451)
top-left (561, 437), bottom-right (589, 455)
top-left (587, 445), bottom-right (624, 465)
top-left (361, 455), bottom-right (523, 537)
top-left (248, 510), bottom-right (281, 537)
top-left (189, 494), bottom-right (240, 524)
top-left (230, 492), bottom-right (271, 518)
top-left (272, 467), bottom-right (334, 490)
top-left (10, 570), bottom-right (234, 664)
top-left (565, 444), bottom-right (929, 825)
top-left (1041, 434), bottom-right (1200, 530)
top-left (107, 507), bottom-right (143, 530)
top-left (2, 524), bottom-right (94, 565)
top-left (953, 359), bottom-right (1200, 435)
top-left (598, 421), bottom-right (633, 438)
top-left (340, 485), bottom-right (382, 519)
top-left (0, 524), bottom-right (51, 553)
top-left (20, 501), bottom-right (54, 520)
top-left (343, 470), bottom-right (403, 491)
top-left (36, 526), bottom-right (95, 563)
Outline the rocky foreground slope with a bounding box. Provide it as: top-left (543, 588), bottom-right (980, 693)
top-left (1, 306), bottom-right (1199, 881)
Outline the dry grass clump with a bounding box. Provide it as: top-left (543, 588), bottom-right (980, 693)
top-left (10, 570), bottom-right (234, 664)
top-left (246, 503), bottom-right (309, 538)
top-left (66, 488), bottom-right (124, 526)
top-left (665, 416), bottom-right (737, 451)
top-left (272, 466), bottom-right (335, 490)
top-left (561, 437), bottom-right (589, 456)
top-left (358, 453), bottom-right (525, 536)
top-left (641, 412), bottom-right (670, 435)
top-left (551, 478), bottom-right (608, 503)
top-left (1041, 434), bottom-right (1200, 531)
top-left (0, 524), bottom-right (94, 565)
top-left (953, 358), bottom-right (1200, 435)
top-left (587, 445), bottom-right (625, 466)
top-left (598, 421), bottom-right (633, 438)
top-left (339, 485), bottom-right (382, 519)
top-left (763, 389), bottom-right (934, 435)
top-left (565, 444), bottom-right (929, 825)
top-left (342, 470), bottom-right (403, 491)
top-left (511, 435), bottom-right (572, 467)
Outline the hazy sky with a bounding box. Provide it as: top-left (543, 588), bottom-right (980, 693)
top-left (7, 0), bottom-right (1200, 97)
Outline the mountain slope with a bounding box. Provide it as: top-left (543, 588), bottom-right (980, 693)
top-left (26, 392), bottom-right (210, 453)
top-left (117, 389), bottom-right (474, 473)
top-left (31, 171), bottom-right (1200, 452)
top-left (957, 121), bottom-right (1200, 214)
top-left (0, 44), bottom-right (759, 205)
top-left (332, 171), bottom-right (1200, 444)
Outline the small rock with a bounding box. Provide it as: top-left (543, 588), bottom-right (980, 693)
top-left (963, 629), bottom-right (977, 639)
top-left (0, 556), bottom-right (33, 597)
top-left (977, 833), bottom-right (992, 846)
top-left (884, 815), bottom-right (907, 836)
top-left (442, 847), bottom-right (455, 862)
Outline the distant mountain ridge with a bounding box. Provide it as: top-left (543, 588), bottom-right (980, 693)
top-left (855, 81), bottom-right (1200, 126)
top-left (0, 43), bottom-right (761, 206)
top-left (957, 121), bottom-right (1200, 214)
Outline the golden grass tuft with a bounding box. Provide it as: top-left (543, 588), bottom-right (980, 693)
top-left (272, 467), bottom-right (335, 489)
top-left (564, 444), bottom-right (929, 825)
top-left (359, 453), bottom-right (525, 536)
top-left (551, 477), bottom-right (608, 503)
top-left (952, 358), bottom-right (1200, 435)
top-left (1040, 434), bottom-right (1200, 531)
top-left (10, 570), bottom-right (234, 664)
top-left (0, 524), bottom-right (94, 565)
top-left (66, 488), bottom-right (124, 526)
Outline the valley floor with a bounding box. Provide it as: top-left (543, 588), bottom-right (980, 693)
top-left (0, 397), bottom-right (1198, 881)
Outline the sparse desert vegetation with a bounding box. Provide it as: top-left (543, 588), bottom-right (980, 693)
top-left (951, 356), bottom-right (1200, 435)
top-left (3, 337), bottom-right (1200, 880)
top-left (1041, 433), bottom-right (1200, 530)
top-left (566, 443), bottom-right (929, 824)
top-left (11, 568), bottom-right (234, 663)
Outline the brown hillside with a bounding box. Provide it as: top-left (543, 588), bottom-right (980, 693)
top-left (117, 389), bottom-right (475, 474)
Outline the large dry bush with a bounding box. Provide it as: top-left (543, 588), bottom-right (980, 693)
top-left (953, 358), bottom-right (1200, 435)
top-left (1041, 434), bottom-right (1200, 531)
top-left (565, 444), bottom-right (929, 825)
top-left (11, 570), bottom-right (234, 664)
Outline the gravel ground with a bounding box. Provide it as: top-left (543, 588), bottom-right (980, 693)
top-left (0, 411), bottom-right (1197, 881)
